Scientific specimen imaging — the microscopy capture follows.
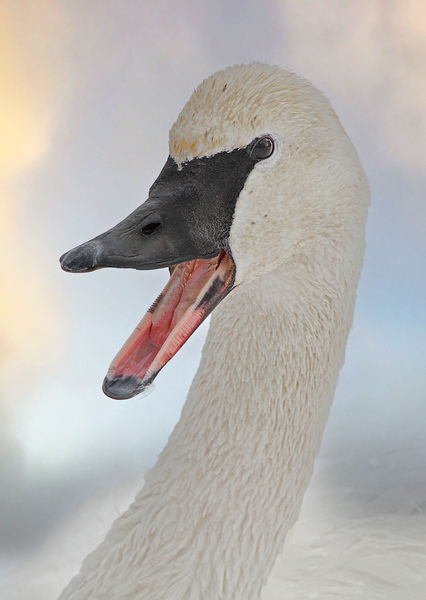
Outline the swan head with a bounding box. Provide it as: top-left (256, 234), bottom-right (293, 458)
top-left (170, 63), bottom-right (367, 284)
top-left (60, 63), bottom-right (368, 399)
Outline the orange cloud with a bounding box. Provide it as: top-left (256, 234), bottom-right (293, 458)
top-left (0, 1), bottom-right (71, 404)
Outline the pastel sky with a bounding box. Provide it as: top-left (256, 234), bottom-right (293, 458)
top-left (0, 0), bottom-right (425, 581)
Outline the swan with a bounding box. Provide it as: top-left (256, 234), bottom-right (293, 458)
top-left (59, 63), bottom-right (369, 600)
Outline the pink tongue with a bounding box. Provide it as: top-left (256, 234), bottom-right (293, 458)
top-left (103, 252), bottom-right (235, 398)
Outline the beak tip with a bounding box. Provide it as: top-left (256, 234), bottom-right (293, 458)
top-left (102, 375), bottom-right (145, 400)
top-left (60, 242), bottom-right (100, 273)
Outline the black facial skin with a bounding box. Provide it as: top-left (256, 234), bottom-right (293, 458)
top-left (60, 137), bottom-right (272, 273)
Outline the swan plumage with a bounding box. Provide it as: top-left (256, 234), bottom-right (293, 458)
top-left (54, 63), bottom-right (369, 599)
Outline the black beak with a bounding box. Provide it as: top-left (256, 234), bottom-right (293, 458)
top-left (60, 198), bottom-right (214, 273)
top-left (61, 148), bottom-right (257, 274)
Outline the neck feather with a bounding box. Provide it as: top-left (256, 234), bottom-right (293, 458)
top-left (60, 243), bottom-right (363, 600)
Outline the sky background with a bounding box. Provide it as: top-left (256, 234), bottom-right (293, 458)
top-left (1, 0), bottom-right (425, 596)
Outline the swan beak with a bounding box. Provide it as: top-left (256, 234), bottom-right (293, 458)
top-left (59, 200), bottom-right (218, 273)
top-left (102, 250), bottom-right (235, 399)
top-left (60, 147), bottom-right (256, 398)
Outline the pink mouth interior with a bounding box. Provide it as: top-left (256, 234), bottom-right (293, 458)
top-left (105, 250), bottom-right (235, 393)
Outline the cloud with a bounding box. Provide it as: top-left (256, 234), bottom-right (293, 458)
top-left (0, 1), bottom-right (71, 402)
top-left (1, 474), bottom-right (142, 600)
top-left (0, 0), bottom-right (71, 567)
top-left (275, 0), bottom-right (426, 176)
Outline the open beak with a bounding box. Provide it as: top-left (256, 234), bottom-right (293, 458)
top-left (101, 250), bottom-right (234, 398)
top-left (60, 147), bottom-right (256, 398)
top-left (61, 236), bottom-right (235, 399)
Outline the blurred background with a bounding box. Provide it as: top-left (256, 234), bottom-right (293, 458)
top-left (0, 1), bottom-right (425, 598)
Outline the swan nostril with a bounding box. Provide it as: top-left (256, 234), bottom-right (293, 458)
top-left (141, 222), bottom-right (161, 237)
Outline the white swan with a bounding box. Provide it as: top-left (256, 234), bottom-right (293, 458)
top-left (59, 63), bottom-right (369, 599)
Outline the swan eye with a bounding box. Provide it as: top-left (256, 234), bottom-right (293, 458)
top-left (250, 136), bottom-right (274, 160)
